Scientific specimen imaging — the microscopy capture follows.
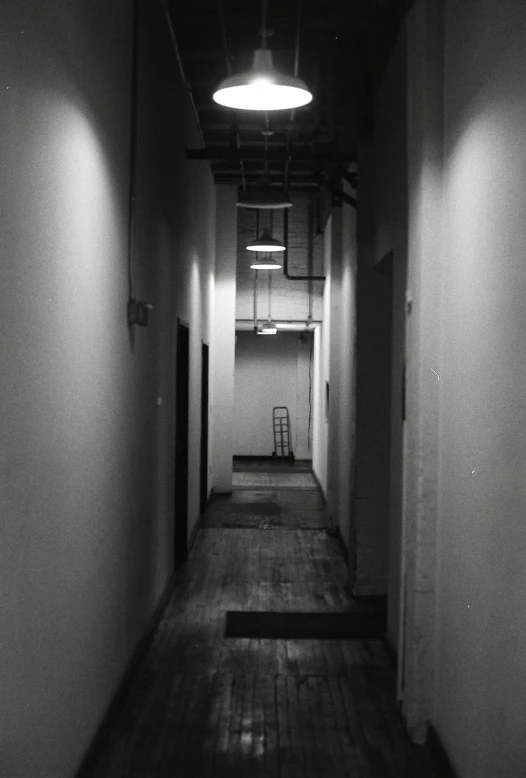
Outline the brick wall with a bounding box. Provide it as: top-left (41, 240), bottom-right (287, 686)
top-left (236, 192), bottom-right (325, 324)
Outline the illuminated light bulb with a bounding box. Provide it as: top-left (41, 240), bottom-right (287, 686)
top-left (250, 254), bottom-right (282, 270)
top-left (246, 228), bottom-right (285, 252)
top-left (213, 49), bottom-right (312, 112)
top-left (258, 319), bottom-right (278, 335)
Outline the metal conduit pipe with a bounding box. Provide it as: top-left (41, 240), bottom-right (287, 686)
top-left (253, 270), bottom-right (259, 332)
top-left (283, 207), bottom-right (326, 281)
top-left (160, 0), bottom-right (205, 148)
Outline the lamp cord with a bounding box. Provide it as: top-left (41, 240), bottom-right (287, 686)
top-left (268, 269), bottom-right (272, 321)
top-left (260, 0), bottom-right (269, 48)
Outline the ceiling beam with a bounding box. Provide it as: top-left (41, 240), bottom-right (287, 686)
top-left (187, 148), bottom-right (357, 162)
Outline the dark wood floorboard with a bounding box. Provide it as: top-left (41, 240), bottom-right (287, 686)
top-left (84, 487), bottom-right (447, 778)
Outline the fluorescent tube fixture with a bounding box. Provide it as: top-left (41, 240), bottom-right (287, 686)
top-left (213, 49), bottom-right (312, 112)
top-left (250, 254), bottom-right (282, 270)
top-left (246, 228), bottom-right (285, 252)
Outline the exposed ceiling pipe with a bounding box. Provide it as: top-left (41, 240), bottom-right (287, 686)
top-left (127, 0), bottom-right (140, 305)
top-left (284, 136), bottom-right (291, 195)
top-left (290, 0), bottom-right (303, 123)
top-left (217, 0), bottom-right (247, 190)
top-left (161, 0), bottom-right (205, 148)
top-left (253, 269), bottom-right (259, 331)
top-left (283, 207), bottom-right (325, 281)
top-left (187, 148), bottom-right (356, 162)
top-left (307, 195), bottom-right (314, 318)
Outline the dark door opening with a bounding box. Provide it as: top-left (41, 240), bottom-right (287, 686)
top-left (200, 342), bottom-right (209, 514)
top-left (175, 320), bottom-right (190, 568)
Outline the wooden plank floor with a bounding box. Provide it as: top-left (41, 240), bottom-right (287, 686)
top-left (203, 489), bottom-right (326, 529)
top-left (85, 488), bottom-right (446, 777)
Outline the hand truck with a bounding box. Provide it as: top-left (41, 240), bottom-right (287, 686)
top-left (272, 406), bottom-right (295, 460)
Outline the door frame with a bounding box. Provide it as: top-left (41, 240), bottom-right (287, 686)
top-left (200, 341), bottom-right (210, 514)
top-left (174, 318), bottom-right (190, 568)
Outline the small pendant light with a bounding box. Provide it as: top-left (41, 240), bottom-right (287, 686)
top-left (247, 209), bottom-right (286, 252)
top-left (213, 49), bottom-right (312, 111)
top-left (259, 318), bottom-right (278, 335)
top-left (213, 1), bottom-right (312, 112)
top-left (250, 253), bottom-right (282, 270)
top-left (257, 265), bottom-right (278, 334)
top-left (246, 228), bottom-right (285, 252)
top-left (237, 187), bottom-right (293, 210)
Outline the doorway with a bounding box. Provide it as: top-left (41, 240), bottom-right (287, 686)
top-left (200, 342), bottom-right (209, 514)
top-left (351, 250), bottom-right (393, 597)
top-left (175, 319), bottom-right (190, 568)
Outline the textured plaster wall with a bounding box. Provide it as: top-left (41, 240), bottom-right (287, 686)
top-left (312, 220), bottom-right (332, 497)
top-left (372, 27), bottom-right (409, 628)
top-left (433, 0), bottom-right (526, 773)
top-left (352, 146), bottom-right (393, 597)
top-left (325, 198), bottom-right (358, 550)
top-left (210, 186), bottom-right (237, 493)
top-left (0, 2), bottom-right (215, 775)
top-left (375, 0), bottom-right (526, 772)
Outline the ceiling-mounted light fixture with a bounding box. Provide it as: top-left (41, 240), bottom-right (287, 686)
top-left (213, 1), bottom-right (312, 112)
top-left (250, 253), bottom-right (282, 270)
top-left (258, 317), bottom-right (278, 335)
top-left (246, 228), bottom-right (285, 252)
top-left (257, 260), bottom-right (278, 334)
top-left (237, 188), bottom-right (293, 210)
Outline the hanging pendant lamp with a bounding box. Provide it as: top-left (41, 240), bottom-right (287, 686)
top-left (237, 186), bottom-right (293, 210)
top-left (213, 49), bottom-right (312, 112)
top-left (246, 227), bottom-right (285, 252)
top-left (250, 253), bottom-right (282, 270)
top-left (259, 317), bottom-right (278, 335)
top-left (213, 0), bottom-right (312, 112)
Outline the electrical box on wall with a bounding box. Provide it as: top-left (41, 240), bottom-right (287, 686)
top-left (128, 298), bottom-right (153, 327)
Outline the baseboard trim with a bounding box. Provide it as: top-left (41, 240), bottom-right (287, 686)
top-left (425, 725), bottom-right (458, 778)
top-left (233, 455), bottom-right (276, 461)
top-left (327, 524), bottom-right (348, 565)
top-left (188, 510), bottom-right (203, 552)
top-left (381, 635), bottom-right (398, 667)
top-left (75, 571), bottom-right (176, 777)
top-left (311, 469), bottom-right (327, 503)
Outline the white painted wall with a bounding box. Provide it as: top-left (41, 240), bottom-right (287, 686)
top-left (0, 2), bottom-right (216, 775)
top-left (352, 144), bottom-right (393, 598)
top-left (372, 26), bottom-right (409, 630)
top-left (325, 200), bottom-right (358, 550)
top-left (312, 219), bottom-right (332, 497)
top-left (326, 207), bottom-right (343, 533)
top-left (234, 331), bottom-right (312, 459)
top-left (398, 0), bottom-right (441, 738)
top-left (336, 199), bottom-right (358, 550)
top-left (374, 0), bottom-right (526, 771)
top-left (434, 0), bottom-right (526, 773)
top-left (211, 185), bottom-right (237, 492)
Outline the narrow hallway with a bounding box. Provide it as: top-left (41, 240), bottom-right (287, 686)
top-left (84, 466), bottom-right (441, 777)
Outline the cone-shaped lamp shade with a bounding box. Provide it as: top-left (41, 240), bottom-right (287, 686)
top-left (258, 319), bottom-right (278, 335)
top-left (246, 228), bottom-right (285, 252)
top-left (250, 254), bottom-right (282, 270)
top-left (213, 49), bottom-right (312, 111)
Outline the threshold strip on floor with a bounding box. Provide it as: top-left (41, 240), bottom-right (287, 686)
top-left (225, 610), bottom-right (387, 639)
